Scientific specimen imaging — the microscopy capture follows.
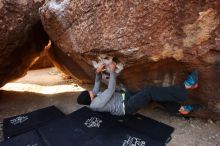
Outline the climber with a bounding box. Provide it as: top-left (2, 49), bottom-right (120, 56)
top-left (77, 61), bottom-right (200, 116)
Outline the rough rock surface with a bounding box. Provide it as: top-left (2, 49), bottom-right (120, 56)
top-left (30, 51), bottom-right (53, 70)
top-left (40, 0), bottom-right (220, 119)
top-left (0, 0), bottom-right (49, 87)
top-left (47, 42), bottom-right (94, 83)
top-left (30, 42), bottom-right (53, 69)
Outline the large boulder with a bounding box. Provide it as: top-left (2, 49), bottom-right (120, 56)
top-left (40, 0), bottom-right (220, 119)
top-left (0, 0), bottom-right (49, 87)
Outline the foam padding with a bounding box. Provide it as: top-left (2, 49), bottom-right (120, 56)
top-left (121, 113), bottom-right (174, 143)
top-left (76, 107), bottom-right (174, 143)
top-left (69, 107), bottom-right (173, 144)
top-left (16, 106), bottom-right (174, 146)
top-left (38, 117), bottom-right (92, 146)
top-left (0, 131), bottom-right (45, 146)
top-left (3, 106), bottom-right (65, 139)
top-left (39, 107), bottom-right (119, 146)
top-left (83, 125), bottom-right (165, 146)
top-left (68, 107), bottom-right (118, 135)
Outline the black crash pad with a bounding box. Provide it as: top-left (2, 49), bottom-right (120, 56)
top-left (0, 131), bottom-right (45, 146)
top-left (39, 107), bottom-right (173, 146)
top-left (83, 125), bottom-right (164, 146)
top-left (39, 107), bottom-right (118, 146)
top-left (69, 107), bottom-right (174, 143)
top-left (3, 106), bottom-right (174, 146)
top-left (38, 117), bottom-right (92, 146)
top-left (3, 106), bottom-right (65, 139)
top-left (121, 113), bottom-right (174, 143)
top-left (68, 107), bottom-right (118, 135)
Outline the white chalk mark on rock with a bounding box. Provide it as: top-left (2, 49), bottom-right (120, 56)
top-left (92, 55), bottom-right (124, 74)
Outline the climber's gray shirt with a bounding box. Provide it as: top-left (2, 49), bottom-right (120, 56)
top-left (89, 71), bottom-right (125, 116)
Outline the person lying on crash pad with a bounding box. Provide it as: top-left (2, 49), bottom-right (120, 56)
top-left (77, 61), bottom-right (200, 116)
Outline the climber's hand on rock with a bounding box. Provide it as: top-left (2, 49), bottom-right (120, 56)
top-left (96, 64), bottom-right (105, 73)
top-left (109, 61), bottom-right (116, 72)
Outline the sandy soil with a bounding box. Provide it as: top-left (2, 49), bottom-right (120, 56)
top-left (0, 68), bottom-right (219, 146)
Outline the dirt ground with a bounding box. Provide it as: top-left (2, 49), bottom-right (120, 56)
top-left (0, 68), bottom-right (219, 146)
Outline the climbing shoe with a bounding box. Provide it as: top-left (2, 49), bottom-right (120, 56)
top-left (184, 69), bottom-right (198, 89)
top-left (179, 104), bottom-right (203, 115)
